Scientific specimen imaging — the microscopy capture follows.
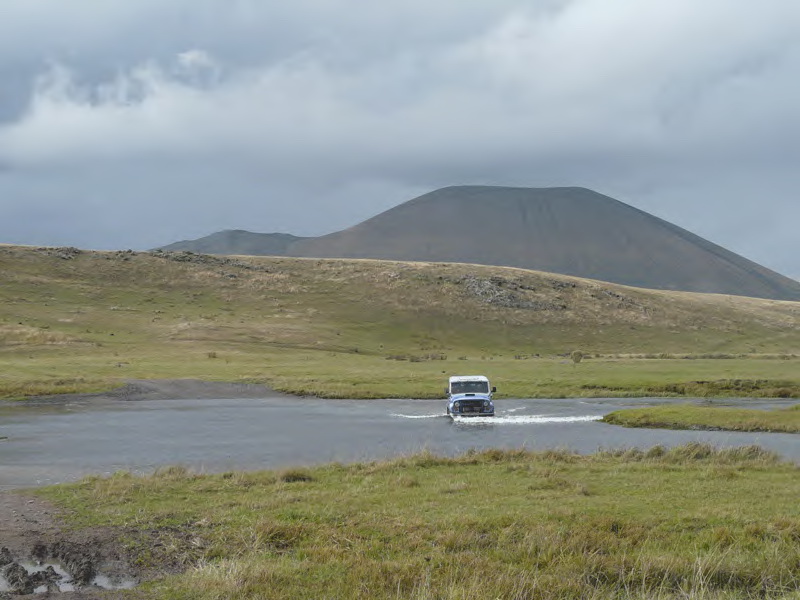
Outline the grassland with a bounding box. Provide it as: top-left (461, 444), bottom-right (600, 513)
top-left (7, 246), bottom-right (800, 598)
top-left (1, 245), bottom-right (799, 400)
top-left (38, 444), bottom-right (800, 599)
top-left (603, 403), bottom-right (800, 433)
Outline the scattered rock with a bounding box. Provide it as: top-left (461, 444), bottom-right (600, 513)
top-left (151, 250), bottom-right (273, 273)
top-left (34, 246), bottom-right (84, 260)
top-left (589, 287), bottom-right (644, 310)
top-left (459, 275), bottom-right (567, 310)
top-left (550, 279), bottom-right (577, 290)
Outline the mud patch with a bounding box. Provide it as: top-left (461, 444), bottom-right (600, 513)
top-left (0, 544), bottom-right (137, 596)
top-left (0, 493), bottom-right (141, 599)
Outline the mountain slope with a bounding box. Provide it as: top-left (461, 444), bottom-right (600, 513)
top-left (158, 230), bottom-right (306, 256)
top-left (3, 244), bottom-right (799, 357)
top-left (157, 186), bottom-right (800, 301)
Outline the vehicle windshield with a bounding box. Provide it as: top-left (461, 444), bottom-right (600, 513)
top-left (450, 381), bottom-right (489, 394)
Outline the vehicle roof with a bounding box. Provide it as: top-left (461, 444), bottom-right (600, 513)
top-left (448, 375), bottom-right (489, 383)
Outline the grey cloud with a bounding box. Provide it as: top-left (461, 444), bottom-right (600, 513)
top-left (0, 0), bottom-right (798, 280)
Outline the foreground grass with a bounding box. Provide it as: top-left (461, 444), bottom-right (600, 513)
top-left (603, 403), bottom-right (800, 433)
top-left (39, 444), bottom-right (800, 599)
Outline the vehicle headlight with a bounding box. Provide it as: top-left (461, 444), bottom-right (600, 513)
top-left (483, 400), bottom-right (490, 407)
top-left (453, 401), bottom-right (460, 409)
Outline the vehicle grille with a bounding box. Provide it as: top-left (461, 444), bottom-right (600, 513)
top-left (457, 400), bottom-right (486, 413)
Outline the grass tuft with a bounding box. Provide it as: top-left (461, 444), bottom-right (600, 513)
top-left (154, 465), bottom-right (195, 479)
top-left (277, 468), bottom-right (315, 483)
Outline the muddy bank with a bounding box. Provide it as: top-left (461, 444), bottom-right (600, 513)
top-left (14, 379), bottom-right (283, 406)
top-left (0, 493), bottom-right (140, 599)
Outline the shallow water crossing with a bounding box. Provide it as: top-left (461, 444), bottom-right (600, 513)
top-left (1, 395), bottom-right (798, 489)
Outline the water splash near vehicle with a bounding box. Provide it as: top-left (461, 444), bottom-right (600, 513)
top-left (390, 413), bottom-right (449, 419)
top-left (452, 415), bottom-right (601, 425)
top-left (392, 413), bottom-right (601, 424)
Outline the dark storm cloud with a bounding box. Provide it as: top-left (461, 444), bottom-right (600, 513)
top-left (0, 0), bottom-right (798, 280)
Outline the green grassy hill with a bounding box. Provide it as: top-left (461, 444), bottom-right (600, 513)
top-left (1, 244), bottom-right (798, 399)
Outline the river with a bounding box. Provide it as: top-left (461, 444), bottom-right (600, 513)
top-left (1, 396), bottom-right (797, 489)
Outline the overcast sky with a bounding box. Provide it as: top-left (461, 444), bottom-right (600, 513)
top-left (1, 0), bottom-right (798, 280)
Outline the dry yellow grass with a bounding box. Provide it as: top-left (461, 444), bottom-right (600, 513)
top-left (1, 245), bottom-right (798, 399)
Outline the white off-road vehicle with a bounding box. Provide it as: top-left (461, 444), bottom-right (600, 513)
top-left (446, 375), bottom-right (495, 417)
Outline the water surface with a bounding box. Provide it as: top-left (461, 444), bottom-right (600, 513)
top-left (1, 396), bottom-right (797, 489)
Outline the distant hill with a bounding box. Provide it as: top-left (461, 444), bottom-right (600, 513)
top-left (158, 230), bottom-right (307, 256)
top-left (3, 245), bottom-right (799, 360)
top-left (156, 186), bottom-right (800, 301)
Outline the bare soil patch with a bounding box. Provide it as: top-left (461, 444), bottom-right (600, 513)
top-left (0, 492), bottom-right (141, 599)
